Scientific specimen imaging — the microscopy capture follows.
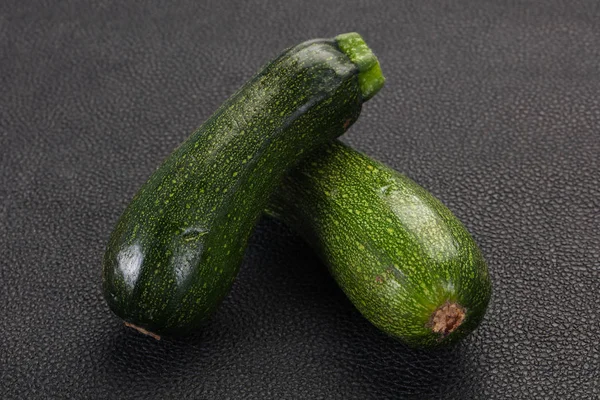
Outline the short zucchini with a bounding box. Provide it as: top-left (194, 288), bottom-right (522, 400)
top-left (102, 33), bottom-right (384, 337)
top-left (267, 140), bottom-right (491, 347)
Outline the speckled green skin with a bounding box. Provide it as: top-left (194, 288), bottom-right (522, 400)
top-left (102, 38), bottom-right (370, 335)
top-left (267, 141), bottom-right (492, 347)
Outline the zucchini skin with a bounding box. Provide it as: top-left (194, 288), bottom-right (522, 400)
top-left (267, 141), bottom-right (491, 347)
top-left (102, 36), bottom-right (378, 336)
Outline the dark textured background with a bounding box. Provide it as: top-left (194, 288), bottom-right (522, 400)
top-left (1, 0), bottom-right (599, 398)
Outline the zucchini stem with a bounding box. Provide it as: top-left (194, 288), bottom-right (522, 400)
top-left (335, 32), bottom-right (385, 101)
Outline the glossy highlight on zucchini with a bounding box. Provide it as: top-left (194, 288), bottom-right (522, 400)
top-left (267, 141), bottom-right (491, 347)
top-left (102, 33), bottom-right (385, 337)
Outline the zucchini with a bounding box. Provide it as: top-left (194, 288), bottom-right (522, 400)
top-left (102, 33), bottom-right (385, 337)
top-left (267, 141), bottom-right (491, 347)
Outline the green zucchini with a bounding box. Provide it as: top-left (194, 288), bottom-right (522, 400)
top-left (267, 141), bottom-right (491, 347)
top-left (102, 33), bottom-right (385, 337)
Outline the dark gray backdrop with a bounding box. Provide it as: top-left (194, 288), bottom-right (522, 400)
top-left (2, 0), bottom-right (599, 399)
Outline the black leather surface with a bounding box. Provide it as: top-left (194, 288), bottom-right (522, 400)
top-left (2, 1), bottom-right (599, 398)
